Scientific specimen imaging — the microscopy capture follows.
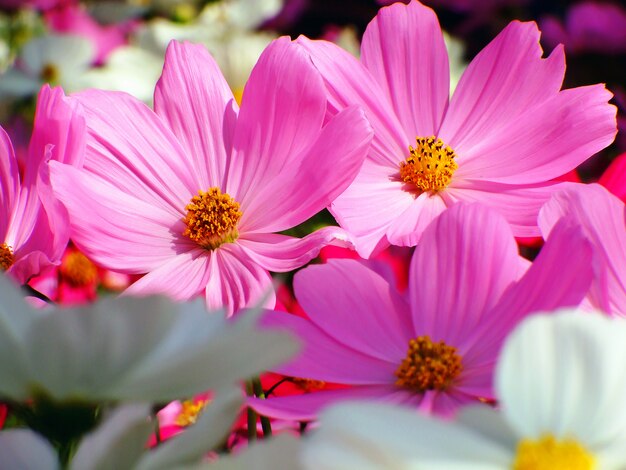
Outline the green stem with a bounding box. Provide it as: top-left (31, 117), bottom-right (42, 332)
top-left (246, 382), bottom-right (257, 442)
top-left (252, 378), bottom-right (272, 437)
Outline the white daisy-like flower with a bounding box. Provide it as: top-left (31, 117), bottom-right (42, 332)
top-left (135, 0), bottom-right (283, 97)
top-left (0, 34), bottom-right (94, 99)
top-left (303, 310), bottom-right (626, 469)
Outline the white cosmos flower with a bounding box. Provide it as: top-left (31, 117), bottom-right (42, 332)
top-left (0, 274), bottom-right (298, 404)
top-left (302, 310), bottom-right (626, 470)
top-left (135, 0), bottom-right (282, 95)
top-left (0, 34), bottom-right (94, 99)
top-left (77, 46), bottom-right (164, 104)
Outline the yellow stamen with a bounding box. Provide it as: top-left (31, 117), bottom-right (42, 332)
top-left (0, 243), bottom-right (13, 271)
top-left (513, 434), bottom-right (595, 470)
top-left (174, 400), bottom-right (207, 427)
top-left (233, 88), bottom-right (244, 106)
top-left (182, 187), bottom-right (242, 250)
top-left (40, 63), bottom-right (59, 84)
top-left (395, 336), bottom-right (462, 392)
top-left (60, 251), bottom-right (98, 286)
top-left (399, 136), bottom-right (458, 193)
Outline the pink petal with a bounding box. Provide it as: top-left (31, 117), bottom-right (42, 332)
top-left (330, 158), bottom-right (414, 258)
top-left (361, 0), bottom-right (449, 137)
top-left (439, 22), bottom-right (565, 155)
top-left (599, 152), bottom-right (626, 203)
top-left (249, 385), bottom-right (408, 421)
top-left (49, 162), bottom-right (186, 273)
top-left (154, 41), bottom-right (237, 190)
top-left (409, 203), bottom-right (522, 347)
top-left (74, 89), bottom-right (196, 215)
top-left (30, 86), bottom-right (84, 263)
top-left (124, 248), bottom-right (212, 301)
top-left (29, 85), bottom-right (85, 170)
top-left (539, 183), bottom-right (626, 316)
top-left (461, 216), bottom-right (594, 372)
top-left (237, 226), bottom-right (354, 273)
top-left (294, 259), bottom-right (414, 361)
top-left (0, 127), bottom-right (19, 239)
top-left (296, 36), bottom-right (410, 168)
top-left (225, 37), bottom-right (326, 208)
top-left (446, 179), bottom-right (572, 237)
top-left (205, 243), bottom-right (275, 316)
top-left (238, 106), bottom-right (372, 233)
top-left (455, 84), bottom-right (616, 184)
top-left (261, 311), bottom-right (398, 384)
top-left (385, 191), bottom-right (448, 247)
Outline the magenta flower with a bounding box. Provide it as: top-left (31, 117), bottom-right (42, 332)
top-left (539, 183), bottom-right (626, 317)
top-left (250, 203), bottom-right (593, 420)
top-left (0, 85), bottom-right (83, 284)
top-left (296, 0), bottom-right (617, 257)
top-left (540, 2), bottom-right (626, 55)
top-left (50, 39), bottom-right (372, 315)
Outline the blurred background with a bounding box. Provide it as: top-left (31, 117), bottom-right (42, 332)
top-left (0, 0), bottom-right (623, 180)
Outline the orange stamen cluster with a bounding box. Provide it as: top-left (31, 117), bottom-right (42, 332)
top-left (60, 251), bottom-right (98, 286)
top-left (394, 335), bottom-right (462, 392)
top-left (400, 136), bottom-right (458, 193)
top-left (0, 243), bottom-right (14, 271)
top-left (182, 187), bottom-right (242, 250)
top-left (174, 400), bottom-right (208, 427)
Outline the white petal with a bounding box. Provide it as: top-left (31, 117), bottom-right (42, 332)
top-left (497, 309), bottom-right (626, 454)
top-left (21, 295), bottom-right (298, 402)
top-left (210, 435), bottom-right (303, 470)
top-left (70, 404), bottom-right (153, 470)
top-left (136, 388), bottom-right (242, 470)
top-left (303, 402), bottom-right (510, 469)
top-left (0, 429), bottom-right (58, 470)
top-left (21, 34), bottom-right (94, 77)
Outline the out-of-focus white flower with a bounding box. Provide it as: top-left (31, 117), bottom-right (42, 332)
top-left (302, 310), bottom-right (626, 469)
top-left (77, 46), bottom-right (164, 103)
top-left (0, 34), bottom-right (94, 98)
top-left (0, 274), bottom-right (299, 404)
top-left (443, 31), bottom-right (465, 93)
top-left (0, 388), bottom-right (251, 469)
top-left (0, 389), bottom-right (305, 469)
top-left (135, 0), bottom-right (283, 96)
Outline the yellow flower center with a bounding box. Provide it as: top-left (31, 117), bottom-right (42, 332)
top-left (399, 136), bottom-right (458, 193)
top-left (513, 435), bottom-right (595, 470)
top-left (0, 243), bottom-right (14, 271)
top-left (60, 251), bottom-right (98, 286)
top-left (394, 336), bottom-right (463, 392)
top-left (40, 63), bottom-right (60, 84)
top-left (174, 400), bottom-right (208, 427)
top-left (182, 187), bottom-right (242, 250)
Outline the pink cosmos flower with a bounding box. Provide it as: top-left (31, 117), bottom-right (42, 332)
top-left (539, 183), bottom-right (626, 317)
top-left (49, 38), bottom-right (373, 315)
top-left (296, 0), bottom-right (617, 257)
top-left (250, 203), bottom-right (593, 420)
top-left (0, 85), bottom-right (83, 284)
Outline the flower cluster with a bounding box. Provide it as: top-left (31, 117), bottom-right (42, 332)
top-left (0, 0), bottom-right (624, 468)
